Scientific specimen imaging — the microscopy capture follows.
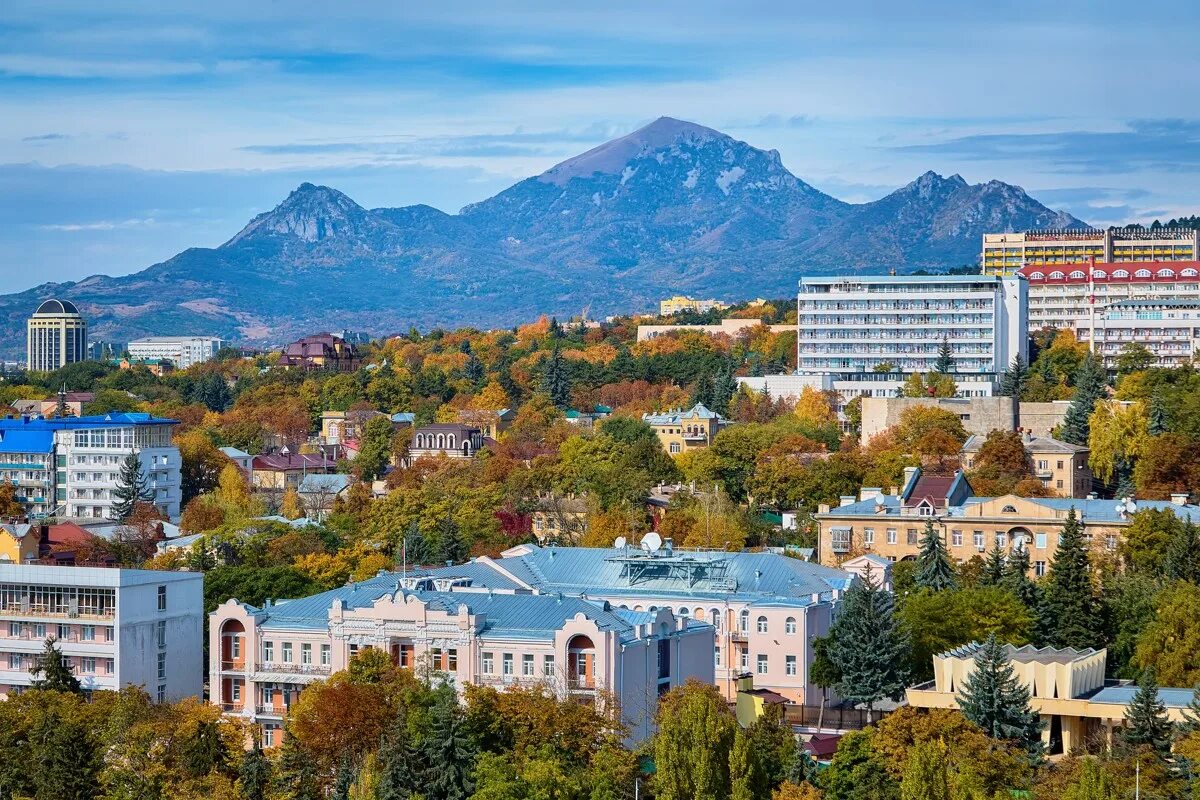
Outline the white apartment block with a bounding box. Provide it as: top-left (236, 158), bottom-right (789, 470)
top-left (1019, 262), bottom-right (1200, 332)
top-left (983, 228), bottom-right (1200, 276)
top-left (1075, 300), bottom-right (1200, 368)
top-left (126, 336), bottom-right (223, 370)
top-left (0, 564), bottom-right (203, 701)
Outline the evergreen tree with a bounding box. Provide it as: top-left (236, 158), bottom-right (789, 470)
top-left (423, 697), bottom-right (475, 800)
top-left (272, 731), bottom-right (320, 800)
top-left (29, 636), bottom-right (81, 693)
top-left (1179, 683), bottom-right (1200, 735)
top-left (463, 353), bottom-right (485, 387)
top-left (540, 347), bottom-right (571, 409)
top-left (1165, 521), bottom-right (1200, 584)
top-left (401, 521), bottom-right (431, 568)
top-left (547, 316), bottom-right (564, 340)
top-left (1148, 388), bottom-right (1169, 436)
top-left (111, 450), bottom-right (152, 521)
top-left (710, 365), bottom-right (738, 416)
top-left (182, 718), bottom-right (227, 777)
top-left (1041, 508), bottom-right (1102, 649)
top-left (332, 757), bottom-right (354, 800)
top-left (788, 741), bottom-right (820, 786)
top-left (32, 716), bottom-right (99, 800)
top-left (956, 634), bottom-right (1044, 762)
top-left (914, 520), bottom-right (957, 591)
top-left (934, 335), bottom-right (954, 375)
top-left (827, 568), bottom-right (910, 720)
top-left (238, 735), bottom-right (271, 800)
top-left (192, 372), bottom-right (233, 412)
top-left (378, 708), bottom-right (422, 800)
top-left (690, 373), bottom-right (714, 409)
top-left (1120, 670), bottom-right (1174, 760)
top-left (1001, 545), bottom-right (1042, 612)
top-left (1060, 354), bottom-right (1106, 446)
top-left (998, 355), bottom-right (1028, 398)
top-left (55, 386), bottom-right (68, 419)
top-left (436, 517), bottom-right (468, 565)
top-left (980, 546), bottom-right (1006, 587)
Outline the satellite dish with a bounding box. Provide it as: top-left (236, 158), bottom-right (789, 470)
top-left (641, 532), bottom-right (662, 553)
top-left (614, 536), bottom-right (627, 549)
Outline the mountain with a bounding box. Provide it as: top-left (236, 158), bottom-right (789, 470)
top-left (0, 118), bottom-right (1085, 353)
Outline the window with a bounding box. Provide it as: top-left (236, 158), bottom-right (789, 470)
top-left (951, 530), bottom-right (963, 547)
top-left (157, 651), bottom-right (166, 680)
top-left (709, 608), bottom-right (721, 631)
top-left (740, 649), bottom-right (749, 670)
top-left (1113, 269), bottom-right (1129, 278)
top-left (757, 616), bottom-right (768, 634)
top-left (543, 655), bottom-right (555, 677)
top-left (669, 442), bottom-right (680, 454)
top-left (1029, 271), bottom-right (1045, 280)
top-left (1057, 460), bottom-right (1064, 470)
top-left (482, 652), bottom-right (494, 674)
top-left (263, 641), bottom-right (274, 662)
top-left (996, 533), bottom-right (1008, 549)
top-left (1049, 271), bottom-right (1064, 279)
top-left (82, 657), bottom-right (96, 673)
top-left (231, 682), bottom-right (241, 701)
top-left (739, 610), bottom-right (749, 632)
top-left (1035, 561), bottom-right (1047, 577)
top-left (105, 658), bottom-right (114, 674)
top-left (906, 528), bottom-right (919, 545)
top-left (7, 653), bottom-right (22, 670)
top-left (58, 623), bottom-right (69, 639)
top-left (785, 617), bottom-right (797, 635)
top-left (785, 655), bottom-right (797, 676)
top-left (715, 647), bottom-right (722, 667)
top-left (864, 528), bottom-right (875, 546)
top-left (1035, 533), bottom-right (1047, 549)
top-left (262, 725), bottom-right (277, 747)
top-left (232, 637), bottom-right (241, 659)
top-left (502, 653), bottom-right (514, 676)
top-left (1056, 479), bottom-right (1063, 489)
top-left (1001, 505), bottom-right (1017, 514)
top-left (677, 607), bottom-right (690, 618)
top-left (1135, 269), bottom-right (1151, 278)
top-left (156, 620), bottom-right (166, 648)
top-left (447, 649), bottom-right (458, 671)
top-left (301, 643), bottom-right (312, 665)
top-left (887, 529), bottom-right (898, 545)
top-left (320, 644), bottom-right (331, 666)
top-left (522, 654), bottom-right (535, 676)
top-left (973, 531), bottom-right (985, 550)
top-left (831, 528), bottom-right (852, 553)
top-left (157, 585), bottom-right (166, 611)
top-left (157, 685), bottom-right (166, 703)
top-left (83, 625), bottom-right (95, 641)
top-left (282, 643), bottom-right (293, 663)
top-left (1105, 535), bottom-right (1117, 552)
top-left (756, 654), bottom-right (768, 674)
top-left (1069, 270), bottom-right (1086, 279)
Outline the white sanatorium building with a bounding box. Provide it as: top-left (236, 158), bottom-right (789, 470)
top-left (126, 336), bottom-right (223, 370)
top-left (0, 564), bottom-right (203, 701)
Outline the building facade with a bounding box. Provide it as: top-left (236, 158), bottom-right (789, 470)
top-left (126, 336), bottom-right (223, 370)
top-left (278, 333), bottom-right (360, 371)
top-left (210, 575), bottom-right (714, 745)
top-left (1019, 260), bottom-right (1200, 332)
top-left (1074, 299), bottom-right (1200, 368)
top-left (250, 453), bottom-right (335, 491)
top-left (961, 433), bottom-right (1092, 499)
top-left (0, 414), bottom-right (182, 521)
top-left (0, 564), bottom-right (203, 701)
top-left (409, 424), bottom-right (484, 460)
top-left (417, 543), bottom-right (856, 704)
top-left (983, 228), bottom-right (1200, 277)
top-left (642, 403), bottom-right (729, 454)
top-left (27, 299), bottom-right (87, 373)
top-left (638, 320), bottom-right (792, 342)
top-left (658, 296), bottom-right (727, 316)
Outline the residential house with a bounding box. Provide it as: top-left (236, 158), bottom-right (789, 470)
top-left (277, 333), bottom-right (360, 372)
top-left (961, 433), bottom-right (1092, 498)
top-left (297, 473), bottom-right (352, 521)
top-left (455, 408), bottom-right (514, 440)
top-left (408, 424), bottom-right (483, 461)
top-left (530, 493), bottom-right (589, 543)
top-left (250, 453), bottom-right (336, 491)
top-left (219, 446), bottom-right (254, 477)
top-left (643, 403), bottom-right (730, 455)
top-left (319, 409), bottom-right (388, 445)
top-left (0, 524), bottom-right (38, 564)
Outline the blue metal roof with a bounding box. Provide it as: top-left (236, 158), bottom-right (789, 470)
top-left (298, 473), bottom-right (352, 494)
top-left (0, 412), bottom-right (178, 430)
top-left (828, 495), bottom-right (1200, 524)
top-left (0, 428), bottom-right (54, 454)
top-left (1090, 685), bottom-right (1198, 709)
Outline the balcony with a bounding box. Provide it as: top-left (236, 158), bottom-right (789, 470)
top-left (219, 703), bottom-right (246, 713)
top-left (254, 704), bottom-right (289, 717)
top-left (220, 659), bottom-right (247, 672)
top-left (567, 676), bottom-right (596, 692)
top-left (0, 607), bottom-right (114, 622)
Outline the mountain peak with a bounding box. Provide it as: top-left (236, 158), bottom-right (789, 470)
top-left (537, 116), bottom-right (728, 186)
top-left (225, 183), bottom-right (367, 245)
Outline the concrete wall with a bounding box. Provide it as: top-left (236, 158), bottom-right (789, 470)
top-left (860, 396), bottom-right (1017, 445)
top-left (117, 571), bottom-right (204, 701)
top-left (1016, 402), bottom-right (1071, 438)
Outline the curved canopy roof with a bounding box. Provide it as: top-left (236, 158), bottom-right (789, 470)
top-left (34, 299), bottom-right (81, 315)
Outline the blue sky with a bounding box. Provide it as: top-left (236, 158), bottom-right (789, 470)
top-left (3, 0), bottom-right (1199, 285)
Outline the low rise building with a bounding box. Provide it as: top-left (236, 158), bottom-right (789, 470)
top-left (0, 564), bottom-right (203, 701)
top-left (643, 403), bottom-right (730, 454)
top-left (250, 453), bottom-right (336, 491)
top-left (857, 396), bottom-right (1075, 445)
top-left (659, 295), bottom-right (728, 316)
top-left (210, 574), bottom-right (714, 744)
top-left (961, 433), bottom-right (1092, 498)
top-left (278, 333), bottom-right (360, 372)
top-left (219, 446), bottom-right (254, 476)
top-left (455, 408), bottom-right (515, 440)
top-left (1075, 299), bottom-right (1200, 368)
top-left (409, 424), bottom-right (484, 460)
top-left (530, 493), bottom-right (589, 543)
top-left (126, 336), bottom-right (223, 370)
top-left (637, 319), bottom-right (792, 342)
top-left (907, 641), bottom-right (1197, 757)
top-left (297, 473), bottom-right (352, 521)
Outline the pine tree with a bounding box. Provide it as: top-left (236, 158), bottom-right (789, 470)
top-left (1001, 545), bottom-right (1042, 612)
top-left (540, 347), bottom-right (571, 409)
top-left (980, 546), bottom-right (1006, 587)
top-left (273, 731), bottom-right (320, 800)
top-left (787, 739), bottom-right (820, 786)
top-left (914, 520), bottom-right (957, 591)
top-left (401, 521), bottom-right (431, 567)
top-left (332, 757), bottom-right (354, 800)
top-left (1040, 508), bottom-right (1102, 649)
top-left (1165, 521), bottom-right (1200, 583)
top-left (690, 373), bottom-right (714, 409)
top-left (182, 718), bottom-right (227, 777)
top-left (827, 568), bottom-right (910, 720)
top-left (111, 450), bottom-right (152, 521)
top-left (238, 735), bottom-right (271, 800)
top-left (436, 517), bottom-right (468, 565)
top-left (956, 634), bottom-right (1044, 762)
top-left (32, 715), bottom-right (99, 800)
top-left (1120, 670), bottom-right (1173, 760)
top-left (30, 636), bottom-right (81, 693)
top-left (1148, 388), bottom-right (1169, 436)
top-left (1061, 354), bottom-right (1106, 446)
top-left (998, 355), bottom-right (1028, 398)
top-left (378, 709), bottom-right (422, 800)
top-left (423, 697), bottom-right (475, 800)
top-left (1179, 684), bottom-right (1200, 735)
top-left (934, 335), bottom-right (954, 375)
top-left (710, 365), bottom-right (738, 416)
top-left (463, 353), bottom-right (485, 387)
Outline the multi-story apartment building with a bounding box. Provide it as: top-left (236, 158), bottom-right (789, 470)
top-left (210, 575), bottom-right (714, 745)
top-left (961, 433), bottom-right (1092, 499)
top-left (126, 336), bottom-right (223, 370)
top-left (983, 228), bottom-right (1200, 276)
top-left (795, 275), bottom-right (1027, 385)
top-left (1019, 261), bottom-right (1200, 332)
top-left (659, 295), bottom-right (727, 316)
top-left (814, 468), bottom-right (1200, 571)
top-left (27, 299), bottom-right (87, 372)
top-left (0, 425), bottom-right (56, 518)
top-left (1075, 299), bottom-right (1200, 368)
top-left (642, 403), bottom-right (730, 454)
top-left (417, 543), bottom-right (856, 704)
top-left (0, 564), bottom-right (203, 700)
top-left (0, 413), bottom-right (182, 521)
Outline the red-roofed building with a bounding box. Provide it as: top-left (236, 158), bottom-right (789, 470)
top-left (277, 333), bottom-right (360, 372)
top-left (1016, 259), bottom-right (1200, 331)
top-left (251, 453), bottom-right (337, 490)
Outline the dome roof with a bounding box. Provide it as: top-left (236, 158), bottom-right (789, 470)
top-left (34, 299), bottom-right (80, 315)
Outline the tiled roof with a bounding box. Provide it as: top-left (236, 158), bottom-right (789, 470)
top-left (903, 475), bottom-right (955, 507)
top-left (252, 453), bottom-right (335, 471)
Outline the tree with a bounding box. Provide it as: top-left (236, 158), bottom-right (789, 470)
top-left (934, 335), bottom-right (954, 375)
top-left (1164, 520), bottom-right (1200, 583)
top-left (809, 636), bottom-right (841, 733)
top-left (899, 586), bottom-right (1033, 682)
top-left (1060, 354), bottom-right (1106, 446)
top-left (435, 516), bottom-right (469, 565)
top-left (176, 430), bottom-right (229, 505)
top-left (730, 726), bottom-right (769, 800)
top-left (899, 372), bottom-right (956, 398)
top-left (956, 634), bottom-right (1043, 762)
top-left (332, 757), bottom-right (354, 800)
top-left (1133, 581), bottom-right (1200, 687)
top-left (423, 696), bottom-right (475, 800)
top-left (1087, 400), bottom-right (1149, 486)
top-left (654, 680), bottom-right (737, 800)
top-left (1120, 670), bottom-right (1173, 760)
top-left (540, 348), bottom-right (571, 409)
top-left (1063, 757), bottom-right (1116, 800)
top-left (914, 521), bottom-right (956, 591)
top-left (998, 355), bottom-right (1028, 398)
top-left (1114, 342), bottom-right (1154, 376)
top-left (280, 488), bottom-right (305, 520)
top-left (32, 716), bottom-right (99, 800)
top-left (357, 415), bottom-right (395, 481)
top-left (272, 731), bottom-right (320, 800)
top-left (898, 740), bottom-right (951, 800)
top-left (820, 729), bottom-right (897, 800)
top-left (1148, 388), bottom-right (1169, 435)
top-left (0, 483), bottom-right (26, 517)
top-left (238, 735), bottom-right (271, 800)
top-left (1040, 508), bottom-right (1101, 650)
top-left (377, 709), bottom-right (422, 800)
top-left (111, 450), bottom-right (152, 521)
top-left (979, 546), bottom-right (1005, 587)
top-left (827, 571), bottom-right (910, 720)
top-left (214, 463), bottom-right (253, 514)
top-left (1000, 545), bottom-right (1041, 611)
top-left (30, 636), bottom-right (81, 694)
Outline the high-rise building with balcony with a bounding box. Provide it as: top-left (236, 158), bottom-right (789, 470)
top-left (1018, 261), bottom-right (1200, 333)
top-left (26, 299), bottom-right (87, 372)
top-left (126, 336), bottom-right (223, 370)
top-left (0, 564), bottom-right (203, 700)
top-left (983, 228), bottom-right (1200, 276)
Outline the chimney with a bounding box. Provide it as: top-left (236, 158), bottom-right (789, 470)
top-left (839, 496), bottom-right (855, 507)
top-left (1171, 492), bottom-right (1190, 506)
top-left (664, 537), bottom-right (674, 556)
top-left (817, 503), bottom-right (831, 514)
top-left (902, 466), bottom-right (919, 489)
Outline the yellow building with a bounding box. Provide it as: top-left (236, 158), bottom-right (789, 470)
top-left (982, 228), bottom-right (1199, 276)
top-left (907, 642), bottom-right (1196, 757)
top-left (658, 296), bottom-right (727, 316)
top-left (27, 299), bottom-right (87, 372)
top-left (0, 523), bottom-right (40, 564)
top-left (642, 403), bottom-right (730, 455)
top-left (960, 433), bottom-right (1092, 498)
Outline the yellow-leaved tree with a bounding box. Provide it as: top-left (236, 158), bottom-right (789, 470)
top-left (1087, 399), bottom-right (1150, 484)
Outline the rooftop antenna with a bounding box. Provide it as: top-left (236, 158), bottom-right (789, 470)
top-left (614, 536), bottom-right (627, 549)
top-left (640, 531), bottom-right (662, 554)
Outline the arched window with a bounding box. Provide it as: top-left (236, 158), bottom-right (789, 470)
top-left (633, 605), bottom-right (643, 612)
top-left (756, 616), bottom-right (768, 634)
top-left (1029, 271), bottom-right (1045, 280)
top-left (1157, 268), bottom-right (1175, 277)
top-left (1092, 270), bottom-right (1107, 279)
top-left (1135, 269), bottom-right (1151, 278)
top-left (436, 434), bottom-right (445, 448)
top-left (648, 605), bottom-right (658, 612)
top-left (447, 435), bottom-right (456, 448)
top-left (1069, 270), bottom-right (1086, 279)
top-left (1001, 504), bottom-right (1018, 513)
top-left (1182, 268), bottom-right (1199, 277)
top-left (785, 617), bottom-right (797, 635)
top-left (738, 610), bottom-right (749, 632)
top-left (1113, 269), bottom-right (1129, 278)
top-left (678, 607), bottom-right (690, 618)
top-left (1049, 271), bottom-right (1065, 280)
top-left (709, 608), bottom-right (721, 630)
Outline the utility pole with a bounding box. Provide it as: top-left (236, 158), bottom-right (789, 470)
top-left (1088, 256), bottom-right (1097, 354)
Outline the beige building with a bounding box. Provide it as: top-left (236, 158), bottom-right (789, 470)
top-left (530, 493), bottom-right (589, 543)
top-left (907, 642), bottom-right (1196, 757)
top-left (637, 319), bottom-right (792, 342)
top-left (983, 228), bottom-right (1199, 277)
top-left (642, 403), bottom-right (729, 455)
top-left (815, 470), bottom-right (1200, 572)
top-left (27, 299), bottom-right (87, 373)
top-left (659, 295), bottom-right (727, 316)
top-left (858, 396), bottom-right (1074, 446)
top-left (961, 433), bottom-right (1092, 498)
